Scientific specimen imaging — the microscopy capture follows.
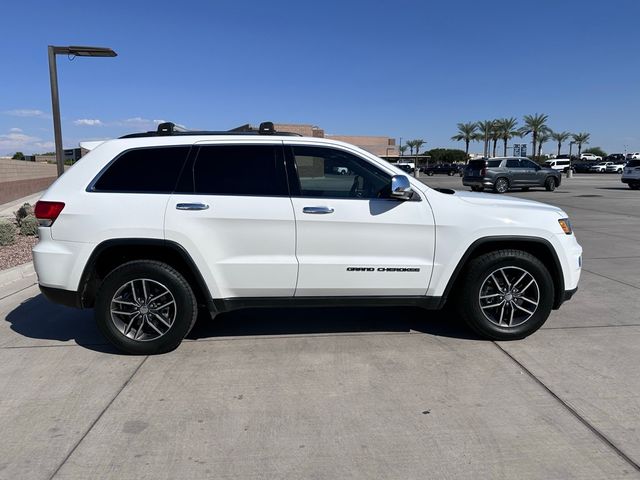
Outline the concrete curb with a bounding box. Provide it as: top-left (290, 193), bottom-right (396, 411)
top-left (0, 262), bottom-right (36, 289)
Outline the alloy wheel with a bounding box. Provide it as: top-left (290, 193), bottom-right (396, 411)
top-left (478, 266), bottom-right (540, 328)
top-left (110, 278), bottom-right (176, 341)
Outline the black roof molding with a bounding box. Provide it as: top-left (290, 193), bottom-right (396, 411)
top-left (119, 121), bottom-right (302, 139)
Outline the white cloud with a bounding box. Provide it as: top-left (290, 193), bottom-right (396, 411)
top-left (115, 117), bottom-right (186, 130)
top-left (0, 130), bottom-right (54, 155)
top-left (74, 118), bottom-right (104, 126)
top-left (2, 109), bottom-right (50, 118)
top-left (9, 127), bottom-right (23, 133)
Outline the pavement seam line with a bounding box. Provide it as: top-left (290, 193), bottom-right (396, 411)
top-left (493, 342), bottom-right (640, 473)
top-left (582, 268), bottom-right (640, 290)
top-left (0, 281), bottom-right (37, 302)
top-left (47, 355), bottom-right (149, 480)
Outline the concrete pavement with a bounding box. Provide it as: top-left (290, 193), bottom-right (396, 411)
top-left (0, 173), bottom-right (639, 479)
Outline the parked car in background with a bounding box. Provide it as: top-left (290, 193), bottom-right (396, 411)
top-left (422, 163), bottom-right (462, 176)
top-left (622, 159), bottom-right (640, 189)
top-left (581, 153), bottom-right (602, 162)
top-left (605, 159), bottom-right (626, 173)
top-left (589, 162), bottom-right (614, 173)
top-left (631, 153), bottom-right (640, 160)
top-left (544, 156), bottom-right (573, 173)
top-left (394, 163), bottom-right (414, 174)
top-left (572, 162), bottom-right (594, 173)
top-left (463, 157), bottom-right (561, 193)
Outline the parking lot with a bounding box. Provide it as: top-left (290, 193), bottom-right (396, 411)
top-left (1, 173), bottom-right (639, 479)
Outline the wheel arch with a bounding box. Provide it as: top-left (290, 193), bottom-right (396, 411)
top-left (78, 239), bottom-right (216, 316)
top-left (441, 236), bottom-right (565, 310)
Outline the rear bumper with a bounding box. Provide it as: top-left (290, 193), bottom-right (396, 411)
top-left (621, 177), bottom-right (640, 184)
top-left (39, 285), bottom-right (82, 309)
top-left (462, 178), bottom-right (494, 187)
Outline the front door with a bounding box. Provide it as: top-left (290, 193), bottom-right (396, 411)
top-left (286, 144), bottom-right (435, 297)
top-left (165, 141), bottom-right (298, 299)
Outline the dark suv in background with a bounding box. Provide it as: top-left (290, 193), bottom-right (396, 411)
top-left (463, 157), bottom-right (561, 193)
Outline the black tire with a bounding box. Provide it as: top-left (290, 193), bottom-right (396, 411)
top-left (493, 177), bottom-right (509, 194)
top-left (630, 184), bottom-right (640, 190)
top-left (545, 177), bottom-right (556, 191)
top-left (95, 260), bottom-right (198, 354)
top-left (456, 249), bottom-right (554, 340)
top-left (448, 171), bottom-right (455, 176)
top-left (427, 171), bottom-right (434, 176)
top-left (521, 187), bottom-right (530, 192)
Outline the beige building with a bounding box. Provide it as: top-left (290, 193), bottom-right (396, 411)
top-left (233, 123), bottom-right (397, 157)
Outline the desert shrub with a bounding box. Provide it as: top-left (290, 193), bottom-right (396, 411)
top-left (0, 220), bottom-right (17, 246)
top-left (15, 203), bottom-right (34, 226)
top-left (19, 215), bottom-right (39, 236)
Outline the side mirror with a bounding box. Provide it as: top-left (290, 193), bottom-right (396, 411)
top-left (390, 175), bottom-right (413, 200)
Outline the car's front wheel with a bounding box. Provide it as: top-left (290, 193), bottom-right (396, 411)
top-left (457, 250), bottom-right (554, 340)
top-left (95, 260), bottom-right (198, 354)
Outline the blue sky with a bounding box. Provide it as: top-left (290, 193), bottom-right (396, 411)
top-left (1, 0), bottom-right (639, 156)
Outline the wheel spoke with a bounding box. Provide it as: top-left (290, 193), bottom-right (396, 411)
top-left (509, 303), bottom-right (515, 326)
top-left (520, 296), bottom-right (538, 306)
top-left (512, 271), bottom-right (528, 290)
top-left (513, 303), bottom-right (535, 316)
top-left (490, 274), bottom-right (502, 290)
top-left (481, 300), bottom-right (505, 309)
top-left (500, 269), bottom-right (511, 288)
top-left (153, 300), bottom-right (175, 311)
top-left (520, 278), bottom-right (535, 293)
top-left (146, 317), bottom-right (163, 335)
top-left (151, 312), bottom-right (172, 329)
top-left (112, 299), bottom-right (137, 307)
top-left (111, 310), bottom-right (137, 316)
top-left (148, 291), bottom-right (170, 303)
top-left (123, 312), bottom-right (140, 336)
top-left (480, 293), bottom-right (502, 299)
top-left (142, 279), bottom-right (148, 302)
top-left (129, 281), bottom-right (139, 304)
top-left (499, 303), bottom-right (505, 325)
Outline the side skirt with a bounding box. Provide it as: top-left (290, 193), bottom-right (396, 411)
top-left (212, 296), bottom-right (444, 314)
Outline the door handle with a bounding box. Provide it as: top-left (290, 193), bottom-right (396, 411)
top-left (302, 206), bottom-right (334, 214)
top-left (176, 203), bottom-right (209, 211)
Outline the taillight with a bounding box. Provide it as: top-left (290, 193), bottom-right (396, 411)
top-left (34, 201), bottom-right (65, 227)
top-left (481, 168), bottom-right (487, 176)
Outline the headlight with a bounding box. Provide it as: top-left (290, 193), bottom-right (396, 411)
top-left (558, 218), bottom-right (572, 235)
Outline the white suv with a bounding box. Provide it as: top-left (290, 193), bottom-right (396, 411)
top-left (622, 159), bottom-right (640, 189)
top-left (33, 122), bottom-right (582, 354)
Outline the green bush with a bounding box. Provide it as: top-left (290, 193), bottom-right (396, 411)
top-left (0, 220), bottom-right (17, 246)
top-left (14, 203), bottom-right (34, 226)
top-left (19, 215), bottom-right (39, 236)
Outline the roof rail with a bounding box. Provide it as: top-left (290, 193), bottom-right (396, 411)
top-left (118, 121), bottom-right (302, 139)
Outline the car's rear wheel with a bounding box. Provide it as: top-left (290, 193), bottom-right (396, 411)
top-left (545, 177), bottom-right (556, 191)
top-left (494, 177), bottom-right (509, 194)
top-left (95, 260), bottom-right (198, 354)
top-left (457, 250), bottom-right (554, 340)
top-left (521, 187), bottom-right (530, 191)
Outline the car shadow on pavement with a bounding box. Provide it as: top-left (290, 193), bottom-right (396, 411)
top-left (188, 306), bottom-right (480, 341)
top-left (5, 294), bottom-right (119, 353)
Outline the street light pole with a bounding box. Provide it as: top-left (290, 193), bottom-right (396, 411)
top-left (47, 45), bottom-right (117, 177)
top-left (47, 46), bottom-right (65, 177)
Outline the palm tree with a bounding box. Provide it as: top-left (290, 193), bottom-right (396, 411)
top-left (451, 122), bottom-right (477, 161)
top-left (405, 140), bottom-right (416, 157)
top-left (537, 132), bottom-right (551, 158)
top-left (497, 117), bottom-right (519, 156)
top-left (476, 120), bottom-right (496, 158)
top-left (572, 132), bottom-right (591, 158)
top-left (520, 113), bottom-right (549, 159)
top-left (413, 139), bottom-right (426, 156)
top-left (490, 122), bottom-right (501, 158)
top-left (399, 145), bottom-right (407, 156)
top-left (550, 131), bottom-right (571, 157)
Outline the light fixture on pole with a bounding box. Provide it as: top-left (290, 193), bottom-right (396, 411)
top-left (48, 45), bottom-right (117, 177)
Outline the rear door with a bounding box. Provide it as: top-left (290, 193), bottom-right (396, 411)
top-left (286, 143), bottom-right (435, 296)
top-left (165, 141), bottom-right (298, 299)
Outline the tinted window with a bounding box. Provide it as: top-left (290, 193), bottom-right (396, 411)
top-left (627, 160), bottom-right (640, 167)
top-left (93, 146), bottom-right (190, 192)
top-left (487, 160), bottom-right (502, 168)
top-left (191, 145), bottom-right (287, 196)
top-left (521, 160), bottom-right (539, 169)
top-left (506, 159), bottom-right (521, 168)
top-left (292, 146), bottom-right (391, 199)
top-left (468, 160), bottom-right (487, 169)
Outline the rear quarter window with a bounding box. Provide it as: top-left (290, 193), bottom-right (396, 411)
top-left (91, 146), bottom-right (191, 193)
top-left (487, 160), bottom-right (502, 168)
top-left (627, 160), bottom-right (640, 168)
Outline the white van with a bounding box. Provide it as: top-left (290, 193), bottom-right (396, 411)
top-left (544, 158), bottom-right (572, 172)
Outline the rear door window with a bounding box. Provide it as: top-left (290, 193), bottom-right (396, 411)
top-left (189, 145), bottom-right (288, 196)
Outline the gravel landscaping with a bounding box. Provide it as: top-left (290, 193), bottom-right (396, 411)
top-left (0, 235), bottom-right (37, 270)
